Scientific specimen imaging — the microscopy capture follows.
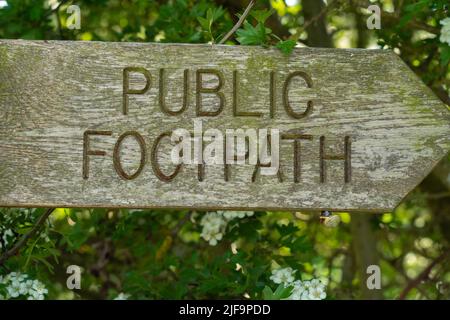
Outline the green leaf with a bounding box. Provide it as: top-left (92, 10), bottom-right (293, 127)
top-left (262, 284), bottom-right (293, 300)
top-left (211, 6), bottom-right (225, 21)
top-left (205, 7), bottom-right (225, 25)
top-left (276, 222), bottom-right (299, 237)
top-left (276, 40), bottom-right (297, 55)
top-left (262, 286), bottom-right (274, 299)
top-left (197, 16), bottom-right (210, 30)
top-left (236, 21), bottom-right (271, 45)
top-left (250, 9), bottom-right (274, 23)
top-left (273, 284), bottom-right (293, 299)
top-left (440, 45), bottom-right (450, 66)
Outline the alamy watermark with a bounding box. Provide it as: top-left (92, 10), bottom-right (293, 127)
top-left (66, 265), bottom-right (81, 290)
top-left (366, 5), bottom-right (381, 30)
top-left (169, 119), bottom-right (279, 175)
top-left (66, 5), bottom-right (81, 30)
top-left (366, 264), bottom-right (381, 290)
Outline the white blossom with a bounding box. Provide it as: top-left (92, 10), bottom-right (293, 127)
top-left (199, 212), bottom-right (227, 246)
top-left (440, 18), bottom-right (450, 45)
top-left (2, 228), bottom-right (14, 247)
top-left (309, 279), bottom-right (325, 291)
top-left (300, 291), bottom-right (311, 300)
top-left (309, 286), bottom-right (327, 300)
top-left (0, 272), bottom-right (48, 300)
top-left (114, 292), bottom-right (130, 300)
top-left (287, 278), bottom-right (327, 300)
top-left (199, 211), bottom-right (254, 246)
top-left (288, 280), bottom-right (306, 300)
top-left (270, 267), bottom-right (296, 285)
top-left (220, 211), bottom-right (254, 220)
top-left (7, 283), bottom-right (21, 298)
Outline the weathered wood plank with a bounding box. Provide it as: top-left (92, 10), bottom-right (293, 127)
top-left (0, 40), bottom-right (449, 212)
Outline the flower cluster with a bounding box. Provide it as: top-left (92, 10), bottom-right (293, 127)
top-left (288, 279), bottom-right (327, 300)
top-left (199, 211), bottom-right (254, 246)
top-left (269, 267), bottom-right (296, 284)
top-left (0, 272), bottom-right (48, 300)
top-left (440, 18), bottom-right (450, 45)
top-left (270, 267), bottom-right (327, 300)
top-left (113, 292), bottom-right (130, 300)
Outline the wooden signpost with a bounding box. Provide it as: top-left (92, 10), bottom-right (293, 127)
top-left (0, 40), bottom-right (449, 212)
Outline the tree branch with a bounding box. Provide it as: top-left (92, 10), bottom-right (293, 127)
top-left (301, 0), bottom-right (335, 35)
top-left (398, 250), bottom-right (449, 300)
top-left (219, 0), bottom-right (256, 44)
top-left (0, 208), bottom-right (55, 266)
top-left (300, 0), bottom-right (334, 48)
top-left (171, 211), bottom-right (192, 237)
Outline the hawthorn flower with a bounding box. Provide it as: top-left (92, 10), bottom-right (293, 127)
top-left (199, 211), bottom-right (254, 246)
top-left (288, 280), bottom-right (306, 300)
top-left (221, 211), bottom-right (254, 220)
top-left (309, 286), bottom-right (327, 300)
top-left (24, 280), bottom-right (34, 290)
top-left (2, 228), bottom-right (14, 247)
top-left (440, 18), bottom-right (450, 45)
top-left (270, 267), bottom-right (296, 285)
top-left (114, 292), bottom-right (130, 300)
top-left (202, 229), bottom-right (224, 246)
top-left (301, 291), bottom-right (311, 300)
top-left (199, 212), bottom-right (227, 246)
top-left (276, 275), bottom-right (327, 300)
top-left (309, 279), bottom-right (325, 290)
top-left (0, 272), bottom-right (48, 300)
top-left (31, 281), bottom-right (48, 300)
top-left (7, 283), bottom-right (21, 298)
top-left (19, 282), bottom-right (29, 295)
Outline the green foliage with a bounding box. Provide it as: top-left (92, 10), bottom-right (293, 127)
top-left (236, 20), bottom-right (272, 45)
top-left (262, 284), bottom-right (293, 300)
top-left (197, 6), bottom-right (226, 43)
top-left (276, 39), bottom-right (297, 55)
top-left (0, 0), bottom-right (449, 300)
top-left (440, 45), bottom-right (450, 66)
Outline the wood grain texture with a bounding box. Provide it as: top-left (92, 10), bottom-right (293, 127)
top-left (0, 40), bottom-right (449, 212)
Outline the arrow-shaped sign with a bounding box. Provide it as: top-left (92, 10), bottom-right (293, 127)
top-left (0, 40), bottom-right (448, 212)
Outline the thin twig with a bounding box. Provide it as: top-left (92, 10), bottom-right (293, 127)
top-left (398, 250), bottom-right (449, 300)
top-left (291, 0), bottom-right (335, 42)
top-left (219, 0), bottom-right (256, 44)
top-left (171, 211), bottom-right (192, 237)
top-left (0, 208), bottom-right (55, 266)
top-left (395, 0), bottom-right (404, 18)
top-left (425, 192), bottom-right (450, 199)
top-left (303, 1), bottom-right (334, 31)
